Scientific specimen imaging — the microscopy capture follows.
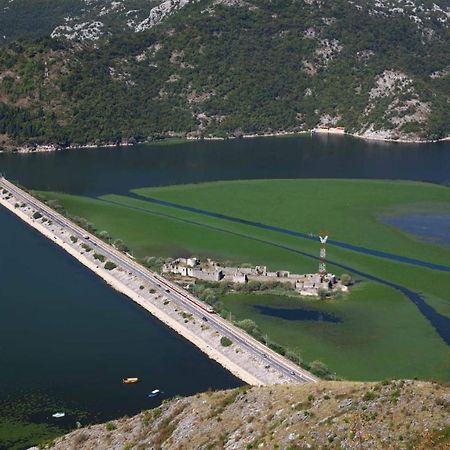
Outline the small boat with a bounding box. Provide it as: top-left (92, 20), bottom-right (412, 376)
top-left (148, 389), bottom-right (160, 397)
top-left (52, 412), bottom-right (65, 418)
top-left (122, 377), bottom-right (139, 384)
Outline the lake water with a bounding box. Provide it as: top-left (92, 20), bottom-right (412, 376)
top-left (382, 213), bottom-right (450, 246)
top-left (1, 135), bottom-right (449, 196)
top-left (0, 135), bottom-right (449, 448)
top-left (254, 305), bottom-right (341, 322)
top-left (0, 206), bottom-right (241, 449)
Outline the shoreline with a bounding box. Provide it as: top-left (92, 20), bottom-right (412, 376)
top-left (0, 183), bottom-right (316, 386)
top-left (1, 130), bottom-right (448, 154)
top-left (0, 195), bottom-right (261, 385)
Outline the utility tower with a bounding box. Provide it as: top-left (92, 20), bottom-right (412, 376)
top-left (318, 232), bottom-right (328, 275)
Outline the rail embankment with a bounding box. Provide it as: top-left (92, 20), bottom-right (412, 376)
top-left (0, 180), bottom-right (316, 386)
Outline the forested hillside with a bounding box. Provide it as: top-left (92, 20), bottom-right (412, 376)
top-left (0, 0), bottom-right (449, 150)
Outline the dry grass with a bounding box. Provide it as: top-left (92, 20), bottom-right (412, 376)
top-left (46, 381), bottom-right (449, 450)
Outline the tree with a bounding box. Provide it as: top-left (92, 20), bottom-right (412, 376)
top-left (237, 319), bottom-right (260, 335)
top-left (309, 360), bottom-right (333, 378)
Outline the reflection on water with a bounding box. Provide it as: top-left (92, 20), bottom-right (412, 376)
top-left (0, 135), bottom-right (449, 197)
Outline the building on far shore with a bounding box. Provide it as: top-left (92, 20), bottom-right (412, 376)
top-left (162, 258), bottom-right (348, 297)
top-left (312, 126), bottom-right (346, 135)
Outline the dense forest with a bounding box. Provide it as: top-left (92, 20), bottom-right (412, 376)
top-left (0, 0), bottom-right (449, 149)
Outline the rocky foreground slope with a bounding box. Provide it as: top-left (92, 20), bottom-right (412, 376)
top-left (41, 380), bottom-right (449, 449)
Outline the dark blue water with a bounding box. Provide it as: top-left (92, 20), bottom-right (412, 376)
top-left (1, 135), bottom-right (449, 196)
top-left (0, 206), bottom-right (241, 448)
top-left (255, 305), bottom-right (341, 322)
top-left (382, 213), bottom-right (450, 246)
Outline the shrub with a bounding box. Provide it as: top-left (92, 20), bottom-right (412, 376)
top-left (363, 391), bottom-right (377, 401)
top-left (285, 350), bottom-right (302, 366)
top-left (309, 360), bottom-right (333, 379)
top-left (237, 319), bottom-right (259, 334)
top-left (98, 230), bottom-right (110, 241)
top-left (32, 211), bottom-right (42, 219)
top-left (340, 273), bottom-right (352, 286)
top-left (220, 336), bottom-right (233, 347)
top-left (70, 235), bottom-right (78, 243)
top-left (104, 261), bottom-right (117, 270)
top-left (93, 253), bottom-right (105, 262)
top-left (153, 407), bottom-right (162, 419)
top-left (81, 243), bottom-right (92, 252)
top-left (72, 432), bottom-right (88, 445)
top-left (268, 341), bottom-right (286, 356)
top-left (113, 238), bottom-right (129, 252)
top-left (105, 422), bottom-right (116, 431)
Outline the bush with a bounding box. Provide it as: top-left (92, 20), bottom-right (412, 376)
top-left (70, 235), bottom-right (78, 243)
top-left (113, 239), bottom-right (129, 253)
top-left (340, 273), bottom-right (352, 286)
top-left (32, 211), bottom-right (42, 219)
top-left (143, 256), bottom-right (166, 271)
top-left (104, 261), bottom-right (117, 270)
top-left (268, 341), bottom-right (286, 356)
top-left (237, 319), bottom-right (260, 335)
top-left (81, 243), bottom-right (92, 252)
top-left (309, 360), bottom-right (333, 379)
top-left (285, 350), bottom-right (302, 366)
top-left (105, 422), bottom-right (116, 431)
top-left (220, 336), bottom-right (233, 347)
top-left (98, 230), bottom-right (110, 241)
top-left (93, 253), bottom-right (105, 262)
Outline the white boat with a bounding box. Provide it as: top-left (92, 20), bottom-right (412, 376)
top-left (52, 412), bottom-right (65, 418)
top-left (148, 389), bottom-right (160, 397)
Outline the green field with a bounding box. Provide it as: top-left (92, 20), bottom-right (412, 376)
top-left (38, 179), bottom-right (450, 381)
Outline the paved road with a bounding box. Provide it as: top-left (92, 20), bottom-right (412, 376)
top-left (0, 177), bottom-right (317, 385)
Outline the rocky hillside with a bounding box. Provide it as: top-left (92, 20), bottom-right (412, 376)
top-left (0, 0), bottom-right (449, 149)
top-left (38, 380), bottom-right (449, 449)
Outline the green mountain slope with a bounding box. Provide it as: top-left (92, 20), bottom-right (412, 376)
top-left (0, 0), bottom-right (449, 149)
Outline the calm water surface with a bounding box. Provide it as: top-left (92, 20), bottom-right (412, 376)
top-left (382, 213), bottom-right (450, 246)
top-left (255, 305), bottom-right (341, 322)
top-left (0, 135), bottom-right (449, 196)
top-left (0, 206), bottom-right (240, 447)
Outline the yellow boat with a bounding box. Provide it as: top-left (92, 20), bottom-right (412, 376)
top-left (122, 377), bottom-right (139, 384)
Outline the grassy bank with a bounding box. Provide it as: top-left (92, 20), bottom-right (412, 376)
top-left (222, 283), bottom-right (450, 381)
top-left (37, 179), bottom-right (450, 381)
